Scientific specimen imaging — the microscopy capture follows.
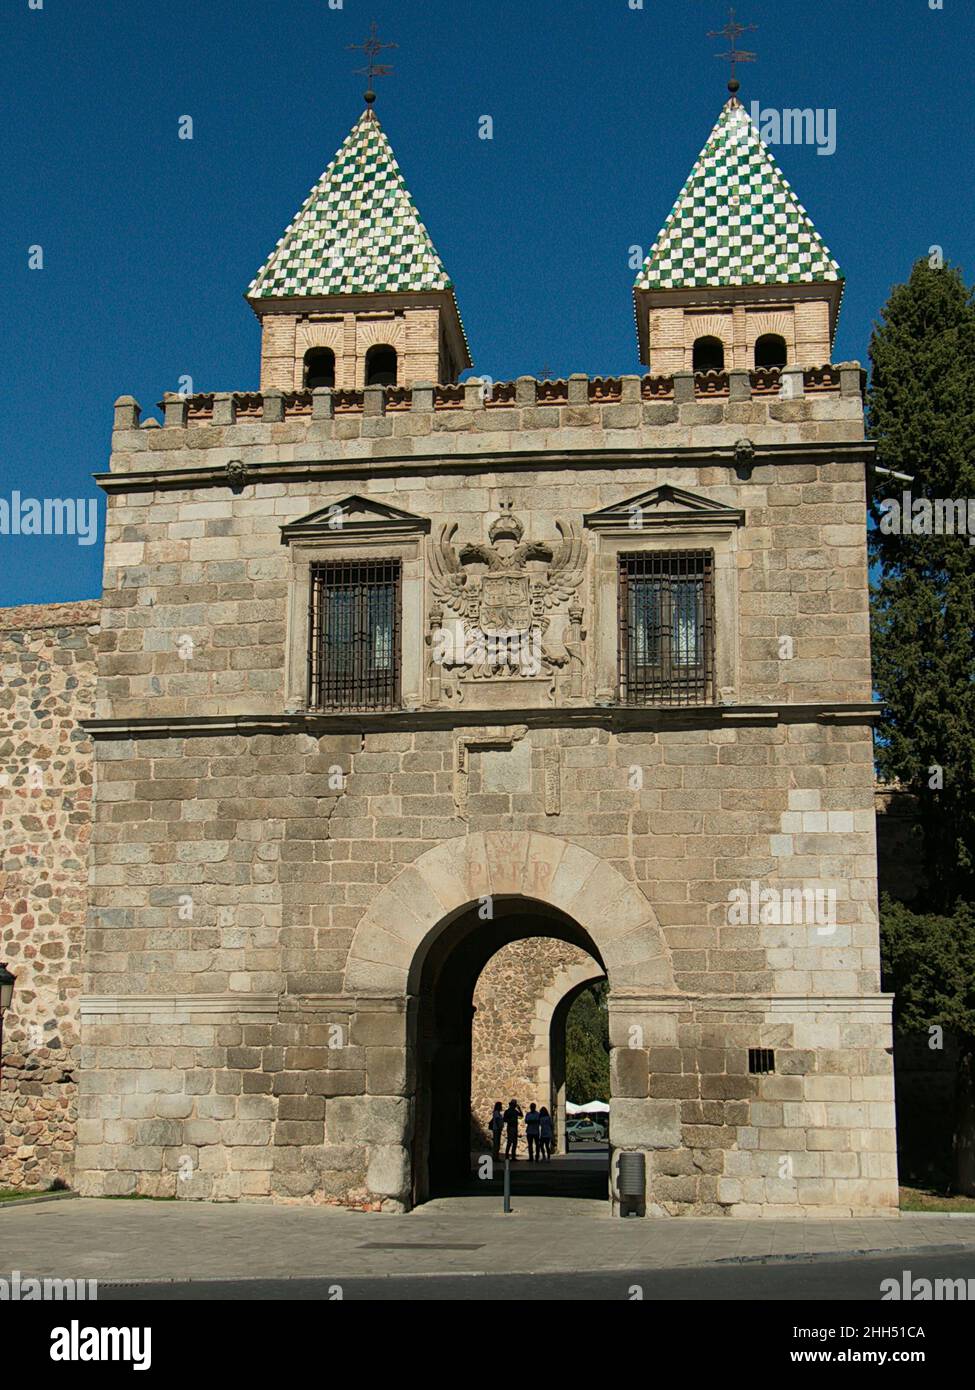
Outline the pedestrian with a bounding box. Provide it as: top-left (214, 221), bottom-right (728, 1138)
top-left (525, 1102), bottom-right (541, 1161)
top-left (488, 1101), bottom-right (504, 1159)
top-left (503, 1099), bottom-right (523, 1160)
top-left (538, 1106), bottom-right (554, 1161)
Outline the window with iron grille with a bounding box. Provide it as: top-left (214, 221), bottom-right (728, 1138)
top-left (618, 550), bottom-right (715, 705)
top-left (308, 559), bottom-right (401, 710)
top-left (748, 1047), bottom-right (775, 1075)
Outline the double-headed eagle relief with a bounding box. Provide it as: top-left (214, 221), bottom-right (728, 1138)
top-left (428, 501), bottom-right (587, 700)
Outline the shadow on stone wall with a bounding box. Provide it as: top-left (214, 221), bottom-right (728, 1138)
top-left (892, 1031), bottom-right (960, 1190)
top-left (876, 783), bottom-right (957, 1188)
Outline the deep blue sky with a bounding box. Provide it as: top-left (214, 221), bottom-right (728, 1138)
top-left (2, 0), bottom-right (972, 605)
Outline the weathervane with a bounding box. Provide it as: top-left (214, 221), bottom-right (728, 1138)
top-left (347, 21), bottom-right (398, 106)
top-left (708, 8), bottom-right (757, 96)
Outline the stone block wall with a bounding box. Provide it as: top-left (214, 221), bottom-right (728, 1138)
top-left (62, 366), bottom-right (899, 1214)
top-left (76, 718), bottom-right (895, 1213)
top-left (610, 998), bottom-right (898, 1217)
top-left (0, 601), bottom-right (99, 1189)
top-left (93, 463), bottom-right (872, 720)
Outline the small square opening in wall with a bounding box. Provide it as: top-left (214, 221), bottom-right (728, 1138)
top-left (749, 1047), bottom-right (775, 1075)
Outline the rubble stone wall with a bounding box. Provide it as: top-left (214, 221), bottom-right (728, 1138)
top-left (0, 601), bottom-right (99, 1189)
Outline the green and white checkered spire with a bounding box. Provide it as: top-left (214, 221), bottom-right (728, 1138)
top-left (248, 109), bottom-right (455, 299)
top-left (635, 100), bottom-right (842, 291)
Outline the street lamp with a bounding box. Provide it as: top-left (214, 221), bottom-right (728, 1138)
top-left (0, 963), bottom-right (15, 1089)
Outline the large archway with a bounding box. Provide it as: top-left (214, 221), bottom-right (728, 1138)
top-left (344, 831), bottom-right (675, 1206)
top-left (413, 899), bottom-right (604, 1200)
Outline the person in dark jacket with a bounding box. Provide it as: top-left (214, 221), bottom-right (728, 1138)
top-left (538, 1106), bottom-right (554, 1161)
top-left (488, 1101), bottom-right (504, 1159)
top-left (525, 1102), bottom-right (541, 1161)
top-left (503, 1099), bottom-right (523, 1159)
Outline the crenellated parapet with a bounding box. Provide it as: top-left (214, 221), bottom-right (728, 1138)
top-left (108, 364), bottom-right (865, 476)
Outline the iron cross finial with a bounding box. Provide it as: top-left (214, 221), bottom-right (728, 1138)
top-left (347, 21), bottom-right (398, 106)
top-left (707, 8), bottom-right (757, 96)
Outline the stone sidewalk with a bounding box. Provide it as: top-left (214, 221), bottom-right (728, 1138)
top-left (1, 1198), bottom-right (974, 1284)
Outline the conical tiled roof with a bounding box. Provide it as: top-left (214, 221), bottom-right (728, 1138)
top-left (635, 100), bottom-right (842, 291)
top-left (248, 109), bottom-right (455, 299)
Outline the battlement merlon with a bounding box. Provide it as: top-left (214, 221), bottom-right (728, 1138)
top-left (106, 366), bottom-right (866, 478)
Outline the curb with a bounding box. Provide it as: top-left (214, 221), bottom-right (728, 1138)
top-left (0, 1191), bottom-right (78, 1212)
top-left (902, 1211), bottom-right (975, 1219)
top-left (710, 1240), bottom-right (975, 1267)
top-left (88, 1241), bottom-right (975, 1287)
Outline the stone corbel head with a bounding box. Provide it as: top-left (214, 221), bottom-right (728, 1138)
top-left (734, 437), bottom-right (756, 480)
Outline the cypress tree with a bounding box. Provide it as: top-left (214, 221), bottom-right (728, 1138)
top-left (869, 258), bottom-right (975, 1191)
top-left (869, 258), bottom-right (975, 906)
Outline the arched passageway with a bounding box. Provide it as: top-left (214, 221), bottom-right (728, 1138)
top-left (344, 829), bottom-right (674, 1208)
top-left (547, 968), bottom-right (608, 1154)
top-left (413, 898), bottom-right (604, 1201)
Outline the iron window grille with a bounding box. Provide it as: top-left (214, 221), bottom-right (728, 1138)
top-left (308, 559), bottom-right (401, 711)
top-left (618, 550), bottom-right (715, 706)
top-left (748, 1048), bottom-right (776, 1075)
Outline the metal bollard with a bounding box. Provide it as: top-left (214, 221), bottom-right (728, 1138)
top-left (503, 1157), bottom-right (512, 1213)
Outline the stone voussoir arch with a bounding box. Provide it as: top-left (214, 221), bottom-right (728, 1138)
top-left (345, 830), bottom-right (675, 995)
top-left (533, 959), bottom-right (607, 1053)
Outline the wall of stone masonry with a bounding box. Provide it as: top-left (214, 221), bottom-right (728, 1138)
top-left (94, 467), bottom-right (872, 721)
top-left (109, 365), bottom-right (867, 477)
top-left (610, 996), bottom-right (898, 1217)
top-left (0, 601), bottom-right (99, 1190)
top-left (70, 366), bottom-right (898, 1215)
top-left (78, 718), bottom-right (896, 1214)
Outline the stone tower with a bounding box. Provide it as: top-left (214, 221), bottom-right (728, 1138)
top-left (633, 97), bottom-right (843, 374)
top-left (248, 106), bottom-right (471, 392)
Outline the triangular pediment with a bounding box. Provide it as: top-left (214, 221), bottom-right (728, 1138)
top-left (584, 484), bottom-right (744, 532)
top-left (280, 495), bottom-right (430, 543)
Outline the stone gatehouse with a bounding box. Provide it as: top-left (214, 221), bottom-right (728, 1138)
top-left (0, 92), bottom-right (898, 1216)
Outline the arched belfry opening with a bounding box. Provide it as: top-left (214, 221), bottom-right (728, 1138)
top-left (692, 335), bottom-right (725, 372)
top-left (365, 344), bottom-right (398, 387)
top-left (411, 897), bottom-right (607, 1204)
top-left (754, 333), bottom-right (787, 369)
top-left (303, 347), bottom-right (335, 389)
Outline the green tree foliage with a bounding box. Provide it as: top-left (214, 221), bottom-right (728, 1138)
top-left (869, 259), bottom-right (975, 908)
top-left (565, 982), bottom-right (609, 1103)
top-left (881, 900), bottom-right (975, 1041)
top-left (869, 259), bottom-right (975, 1191)
top-left (880, 900), bottom-right (975, 1192)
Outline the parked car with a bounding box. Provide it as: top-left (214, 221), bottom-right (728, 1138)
top-left (566, 1117), bottom-right (607, 1143)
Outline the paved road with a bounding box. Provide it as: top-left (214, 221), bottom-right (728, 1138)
top-left (3, 1197), bottom-right (975, 1284)
top-left (95, 1250), bottom-right (975, 1300)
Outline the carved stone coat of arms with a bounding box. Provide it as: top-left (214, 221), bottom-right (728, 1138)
top-left (427, 502), bottom-right (587, 701)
